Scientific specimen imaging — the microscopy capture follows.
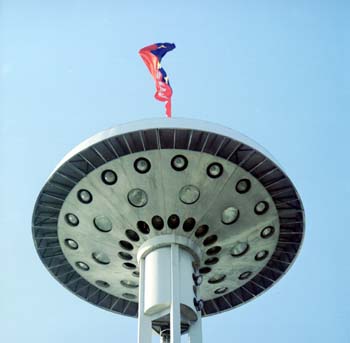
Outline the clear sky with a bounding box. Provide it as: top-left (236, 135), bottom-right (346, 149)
top-left (1, 1), bottom-right (349, 342)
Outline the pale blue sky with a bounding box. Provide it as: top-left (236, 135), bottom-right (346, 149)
top-left (1, 1), bottom-right (349, 342)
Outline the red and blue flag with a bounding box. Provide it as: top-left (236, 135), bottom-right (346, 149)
top-left (139, 43), bottom-right (176, 117)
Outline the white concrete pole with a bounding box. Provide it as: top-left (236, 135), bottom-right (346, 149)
top-left (188, 310), bottom-right (202, 343)
top-left (138, 257), bottom-right (152, 343)
top-left (170, 244), bottom-right (181, 343)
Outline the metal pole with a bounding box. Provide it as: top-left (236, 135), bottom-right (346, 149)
top-left (138, 257), bottom-right (152, 343)
top-left (188, 310), bottom-right (202, 343)
top-left (170, 244), bottom-right (181, 343)
top-left (161, 334), bottom-right (170, 343)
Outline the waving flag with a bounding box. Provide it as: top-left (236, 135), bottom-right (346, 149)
top-left (139, 43), bottom-right (175, 117)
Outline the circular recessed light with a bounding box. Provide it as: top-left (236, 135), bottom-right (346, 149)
top-left (92, 252), bottom-right (110, 265)
top-left (206, 246), bottom-right (222, 256)
top-left (171, 155), bottom-right (188, 171)
top-left (134, 158), bottom-right (151, 174)
top-left (255, 201), bottom-right (269, 215)
top-left (214, 287), bottom-right (228, 295)
top-left (125, 229), bottom-right (140, 242)
top-left (64, 239), bottom-right (78, 250)
top-left (123, 262), bottom-right (136, 270)
top-left (77, 189), bottom-right (92, 204)
top-left (195, 225), bottom-right (209, 238)
top-left (101, 170), bottom-right (117, 185)
top-left (132, 271), bottom-right (140, 278)
top-left (119, 240), bottom-right (134, 251)
top-left (151, 215), bottom-right (164, 230)
top-left (75, 261), bottom-right (89, 271)
top-left (199, 267), bottom-right (211, 274)
top-left (193, 298), bottom-right (204, 311)
top-left (261, 226), bottom-right (275, 238)
top-left (179, 185), bottom-right (200, 204)
top-left (192, 274), bottom-right (203, 286)
top-left (118, 252), bottom-right (133, 261)
top-left (207, 162), bottom-right (223, 178)
top-left (137, 221), bottom-right (150, 234)
top-left (123, 293), bottom-right (136, 300)
top-left (208, 275), bottom-right (226, 284)
top-left (221, 207), bottom-right (239, 224)
top-left (95, 280), bottom-right (110, 288)
top-left (231, 242), bottom-right (249, 257)
top-left (65, 213), bottom-right (79, 226)
top-left (128, 189), bottom-right (148, 207)
top-left (183, 217), bottom-right (196, 232)
top-left (255, 250), bottom-right (269, 261)
top-left (120, 280), bottom-right (139, 289)
top-left (239, 271), bottom-right (252, 280)
top-left (93, 216), bottom-right (112, 232)
top-left (205, 257), bottom-right (219, 265)
top-left (167, 214), bottom-right (180, 229)
top-left (236, 179), bottom-right (251, 194)
top-left (203, 235), bottom-right (218, 246)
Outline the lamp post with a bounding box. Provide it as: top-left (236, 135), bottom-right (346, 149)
top-left (32, 118), bottom-right (304, 343)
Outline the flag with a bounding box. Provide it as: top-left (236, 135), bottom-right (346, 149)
top-left (139, 43), bottom-right (175, 117)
